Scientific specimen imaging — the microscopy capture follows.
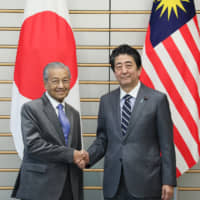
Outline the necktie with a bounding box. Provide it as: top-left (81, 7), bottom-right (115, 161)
top-left (57, 104), bottom-right (70, 145)
top-left (121, 95), bottom-right (132, 136)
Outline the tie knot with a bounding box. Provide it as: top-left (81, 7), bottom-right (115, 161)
top-left (124, 94), bottom-right (132, 102)
top-left (57, 103), bottom-right (64, 110)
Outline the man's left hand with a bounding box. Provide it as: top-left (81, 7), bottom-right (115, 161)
top-left (162, 185), bottom-right (174, 200)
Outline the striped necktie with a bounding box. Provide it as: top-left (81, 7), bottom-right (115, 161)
top-left (121, 95), bottom-right (132, 136)
top-left (57, 104), bottom-right (70, 145)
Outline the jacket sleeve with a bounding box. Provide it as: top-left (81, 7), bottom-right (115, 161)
top-left (157, 94), bottom-right (177, 186)
top-left (87, 97), bottom-right (108, 167)
top-left (21, 103), bottom-right (75, 164)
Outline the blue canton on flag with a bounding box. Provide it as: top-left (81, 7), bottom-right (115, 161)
top-left (150, 0), bottom-right (195, 46)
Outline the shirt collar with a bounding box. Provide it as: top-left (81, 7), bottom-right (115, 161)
top-left (45, 91), bottom-right (65, 109)
top-left (120, 81), bottom-right (141, 100)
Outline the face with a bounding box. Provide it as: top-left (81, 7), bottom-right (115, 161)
top-left (114, 54), bottom-right (141, 92)
top-left (44, 67), bottom-right (71, 102)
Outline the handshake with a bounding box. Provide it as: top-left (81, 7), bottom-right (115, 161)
top-left (73, 150), bottom-right (89, 169)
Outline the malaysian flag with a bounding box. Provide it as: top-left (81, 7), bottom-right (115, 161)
top-left (141, 0), bottom-right (200, 177)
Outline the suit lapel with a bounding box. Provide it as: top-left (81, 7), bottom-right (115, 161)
top-left (123, 84), bottom-right (149, 140)
top-left (42, 94), bottom-right (66, 145)
top-left (111, 88), bottom-right (123, 139)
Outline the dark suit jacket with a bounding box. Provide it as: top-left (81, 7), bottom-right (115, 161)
top-left (87, 83), bottom-right (176, 198)
top-left (12, 94), bottom-right (83, 200)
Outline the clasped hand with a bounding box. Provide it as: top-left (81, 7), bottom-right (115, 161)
top-left (73, 150), bottom-right (89, 169)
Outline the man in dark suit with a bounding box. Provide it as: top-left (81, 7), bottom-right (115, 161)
top-left (12, 62), bottom-right (84, 200)
top-left (84, 45), bottom-right (176, 200)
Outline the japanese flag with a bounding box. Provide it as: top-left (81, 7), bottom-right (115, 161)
top-left (10, 0), bottom-right (80, 158)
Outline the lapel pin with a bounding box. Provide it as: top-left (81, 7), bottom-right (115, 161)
top-left (140, 96), bottom-right (148, 103)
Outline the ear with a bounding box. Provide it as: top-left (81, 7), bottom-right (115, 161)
top-left (138, 66), bottom-right (142, 76)
top-left (44, 81), bottom-right (48, 90)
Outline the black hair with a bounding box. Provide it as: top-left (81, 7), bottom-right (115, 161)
top-left (110, 44), bottom-right (142, 71)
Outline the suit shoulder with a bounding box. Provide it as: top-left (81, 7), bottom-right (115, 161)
top-left (22, 98), bottom-right (43, 110)
top-left (100, 88), bottom-right (119, 101)
top-left (65, 103), bottom-right (80, 116)
top-left (20, 98), bottom-right (44, 120)
top-left (143, 84), bottom-right (166, 98)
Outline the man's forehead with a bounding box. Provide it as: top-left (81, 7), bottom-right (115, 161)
top-left (48, 69), bottom-right (70, 77)
top-left (115, 60), bottom-right (134, 65)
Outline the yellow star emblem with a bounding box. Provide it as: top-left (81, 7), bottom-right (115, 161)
top-left (155, 0), bottom-right (190, 20)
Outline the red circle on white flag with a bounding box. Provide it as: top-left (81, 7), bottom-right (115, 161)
top-left (14, 11), bottom-right (78, 99)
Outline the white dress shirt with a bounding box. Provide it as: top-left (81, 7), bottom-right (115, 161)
top-left (120, 81), bottom-right (141, 118)
top-left (45, 91), bottom-right (65, 116)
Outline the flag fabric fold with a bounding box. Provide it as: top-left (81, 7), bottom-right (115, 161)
top-left (10, 0), bottom-right (80, 158)
top-left (141, 0), bottom-right (200, 177)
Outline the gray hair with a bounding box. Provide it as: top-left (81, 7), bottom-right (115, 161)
top-left (43, 62), bottom-right (71, 83)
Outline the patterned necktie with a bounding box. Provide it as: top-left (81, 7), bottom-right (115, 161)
top-left (57, 104), bottom-right (70, 145)
top-left (121, 95), bottom-right (132, 136)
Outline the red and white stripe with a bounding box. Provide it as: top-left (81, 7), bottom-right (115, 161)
top-left (141, 16), bottom-right (200, 177)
